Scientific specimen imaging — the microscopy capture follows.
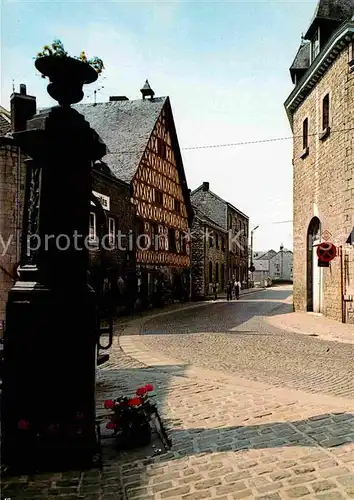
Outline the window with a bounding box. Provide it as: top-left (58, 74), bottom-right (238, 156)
top-left (89, 212), bottom-right (96, 242)
top-left (221, 264), bottom-right (225, 287)
top-left (216, 234), bottom-right (219, 249)
top-left (215, 263), bottom-right (219, 283)
top-left (222, 237), bottom-right (226, 251)
top-left (228, 214), bottom-right (232, 229)
top-left (168, 228), bottom-right (176, 252)
top-left (209, 230), bottom-right (213, 247)
top-left (155, 189), bottom-right (163, 205)
top-left (157, 138), bottom-right (166, 158)
top-left (302, 118), bottom-right (308, 149)
top-left (208, 261), bottom-right (213, 283)
top-left (108, 217), bottom-right (115, 246)
top-left (322, 94), bottom-right (329, 131)
top-left (174, 199), bottom-right (181, 213)
top-left (311, 28), bottom-right (320, 62)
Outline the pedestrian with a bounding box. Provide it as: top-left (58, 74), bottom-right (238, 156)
top-left (235, 279), bottom-right (241, 300)
top-left (212, 282), bottom-right (218, 301)
top-left (226, 280), bottom-right (232, 301)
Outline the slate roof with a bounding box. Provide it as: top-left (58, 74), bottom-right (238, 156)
top-left (305, 0), bottom-right (354, 38)
top-left (290, 42), bottom-right (310, 70)
top-left (192, 204), bottom-right (228, 233)
top-left (311, 0), bottom-right (354, 22)
top-left (0, 106), bottom-right (11, 136)
top-left (191, 184), bottom-right (249, 220)
top-left (71, 97), bottom-right (167, 183)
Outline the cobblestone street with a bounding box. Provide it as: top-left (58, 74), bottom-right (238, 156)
top-left (3, 286), bottom-right (354, 500)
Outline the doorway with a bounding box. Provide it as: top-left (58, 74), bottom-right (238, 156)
top-left (307, 217), bottom-right (322, 312)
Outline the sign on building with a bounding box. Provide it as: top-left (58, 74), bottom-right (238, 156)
top-left (91, 190), bottom-right (110, 211)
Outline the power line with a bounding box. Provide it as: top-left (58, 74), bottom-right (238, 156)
top-left (105, 126), bottom-right (354, 154)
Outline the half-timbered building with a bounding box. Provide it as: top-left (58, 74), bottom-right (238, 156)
top-left (75, 81), bottom-right (193, 309)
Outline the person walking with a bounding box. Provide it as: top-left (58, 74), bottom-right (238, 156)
top-left (235, 279), bottom-right (241, 300)
top-left (226, 280), bottom-right (232, 301)
top-left (212, 282), bottom-right (218, 301)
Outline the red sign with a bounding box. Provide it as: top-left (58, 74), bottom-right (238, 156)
top-left (317, 242), bottom-right (337, 262)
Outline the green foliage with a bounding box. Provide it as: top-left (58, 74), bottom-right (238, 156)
top-left (35, 39), bottom-right (104, 75)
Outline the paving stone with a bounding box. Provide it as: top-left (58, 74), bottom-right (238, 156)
top-left (160, 485), bottom-right (191, 498)
top-left (311, 480), bottom-right (337, 493)
top-left (285, 485), bottom-right (311, 497)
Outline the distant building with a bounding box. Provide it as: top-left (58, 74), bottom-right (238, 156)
top-left (191, 182), bottom-right (249, 286)
top-left (252, 246), bottom-right (293, 283)
top-left (190, 204), bottom-right (228, 299)
top-left (285, 0), bottom-right (354, 323)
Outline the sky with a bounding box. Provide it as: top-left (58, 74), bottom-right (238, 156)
top-left (1, 0), bottom-right (318, 252)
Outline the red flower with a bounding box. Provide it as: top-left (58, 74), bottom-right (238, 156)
top-left (106, 422), bottom-right (116, 430)
top-left (127, 397), bottom-right (141, 406)
top-left (104, 399), bottom-right (115, 409)
top-left (145, 384), bottom-right (153, 392)
top-left (18, 420), bottom-right (30, 430)
top-left (136, 386), bottom-right (147, 396)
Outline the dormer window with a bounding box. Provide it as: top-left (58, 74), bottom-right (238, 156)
top-left (311, 28), bottom-right (320, 62)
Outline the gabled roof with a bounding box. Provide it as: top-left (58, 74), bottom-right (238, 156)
top-left (191, 184), bottom-right (248, 219)
top-left (72, 97), bottom-right (167, 183)
top-left (256, 250), bottom-right (277, 260)
top-left (192, 204), bottom-right (228, 233)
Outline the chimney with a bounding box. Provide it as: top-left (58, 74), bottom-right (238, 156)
top-left (202, 182), bottom-right (209, 192)
top-left (109, 96), bottom-right (129, 101)
top-left (10, 84), bottom-right (37, 132)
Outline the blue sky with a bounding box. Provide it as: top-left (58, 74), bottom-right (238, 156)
top-left (1, 0), bottom-right (317, 251)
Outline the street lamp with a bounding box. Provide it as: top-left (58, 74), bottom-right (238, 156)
top-left (249, 225), bottom-right (259, 286)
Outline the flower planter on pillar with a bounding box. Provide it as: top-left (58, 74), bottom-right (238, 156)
top-left (1, 54), bottom-right (106, 474)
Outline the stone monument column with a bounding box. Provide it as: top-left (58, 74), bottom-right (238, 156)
top-left (1, 54), bottom-right (106, 473)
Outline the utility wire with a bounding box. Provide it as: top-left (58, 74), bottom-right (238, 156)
top-left (105, 126), bottom-right (354, 154)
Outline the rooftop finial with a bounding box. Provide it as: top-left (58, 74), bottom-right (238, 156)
top-left (140, 79), bottom-right (155, 100)
top-left (301, 32), bottom-right (304, 44)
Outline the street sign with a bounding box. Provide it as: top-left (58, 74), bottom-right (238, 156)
top-left (316, 242), bottom-right (337, 262)
top-left (318, 260), bottom-right (329, 267)
top-left (321, 230), bottom-right (332, 241)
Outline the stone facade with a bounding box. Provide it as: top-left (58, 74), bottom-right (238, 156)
top-left (0, 139), bottom-right (26, 333)
top-left (191, 208), bottom-right (228, 299)
top-left (191, 182), bottom-right (249, 286)
top-left (285, 18), bottom-right (354, 322)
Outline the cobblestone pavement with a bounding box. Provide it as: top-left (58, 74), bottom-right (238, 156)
top-left (2, 286), bottom-right (354, 500)
top-left (138, 287), bottom-right (354, 400)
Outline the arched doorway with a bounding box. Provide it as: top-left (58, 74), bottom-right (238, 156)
top-left (307, 217), bottom-right (322, 312)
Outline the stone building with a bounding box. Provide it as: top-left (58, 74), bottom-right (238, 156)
top-left (0, 86), bottom-right (35, 335)
top-left (253, 246), bottom-right (293, 284)
top-left (191, 182), bottom-right (249, 285)
top-left (190, 205), bottom-right (228, 299)
top-left (284, 0), bottom-right (354, 323)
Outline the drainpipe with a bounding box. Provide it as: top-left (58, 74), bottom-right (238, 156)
top-left (16, 147), bottom-right (21, 265)
top-left (340, 245), bottom-right (345, 323)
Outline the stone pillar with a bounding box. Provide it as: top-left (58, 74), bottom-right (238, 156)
top-left (1, 56), bottom-right (106, 474)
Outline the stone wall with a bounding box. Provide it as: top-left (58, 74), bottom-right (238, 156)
top-left (226, 206), bottom-right (249, 284)
top-left (0, 141), bottom-right (26, 333)
top-left (190, 217), bottom-right (205, 299)
top-left (191, 215), bottom-right (227, 298)
top-left (292, 46), bottom-right (354, 322)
